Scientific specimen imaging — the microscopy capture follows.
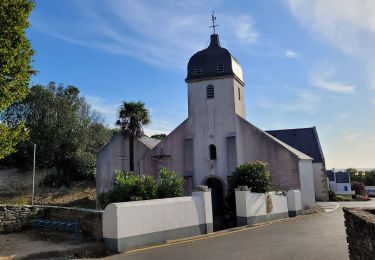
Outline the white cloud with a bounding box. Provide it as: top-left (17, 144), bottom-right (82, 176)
top-left (286, 0), bottom-right (375, 96)
top-left (31, 0), bottom-right (259, 70)
top-left (285, 49), bottom-right (300, 58)
top-left (257, 89), bottom-right (321, 114)
top-left (371, 97), bottom-right (375, 105)
top-left (232, 16), bottom-right (259, 44)
top-left (286, 0), bottom-right (375, 57)
top-left (85, 95), bottom-right (120, 127)
top-left (311, 68), bottom-right (356, 94)
top-left (345, 132), bottom-right (361, 143)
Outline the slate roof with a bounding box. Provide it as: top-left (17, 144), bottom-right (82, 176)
top-left (186, 34), bottom-right (240, 82)
top-left (266, 127), bottom-right (325, 163)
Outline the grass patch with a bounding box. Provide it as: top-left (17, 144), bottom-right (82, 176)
top-left (336, 195), bottom-right (352, 201)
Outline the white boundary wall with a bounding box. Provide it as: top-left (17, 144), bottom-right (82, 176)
top-left (287, 190), bottom-right (302, 217)
top-left (103, 190), bottom-right (213, 252)
top-left (235, 189), bottom-right (289, 226)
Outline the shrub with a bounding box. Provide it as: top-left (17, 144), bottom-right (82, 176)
top-left (97, 168), bottom-right (184, 209)
top-left (228, 161), bottom-right (272, 193)
top-left (113, 171), bottom-right (157, 202)
top-left (328, 189), bottom-right (338, 201)
top-left (351, 181), bottom-right (365, 195)
top-left (157, 168), bottom-right (184, 198)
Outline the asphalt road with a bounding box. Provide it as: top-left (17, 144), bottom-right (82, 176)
top-left (107, 200), bottom-right (375, 260)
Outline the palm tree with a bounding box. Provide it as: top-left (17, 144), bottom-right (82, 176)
top-left (116, 101), bottom-right (150, 172)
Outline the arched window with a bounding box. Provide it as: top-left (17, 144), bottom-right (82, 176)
top-left (209, 144), bottom-right (217, 160)
top-left (207, 85), bottom-right (214, 99)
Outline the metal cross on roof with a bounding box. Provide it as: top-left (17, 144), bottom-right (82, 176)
top-left (209, 11), bottom-right (219, 34)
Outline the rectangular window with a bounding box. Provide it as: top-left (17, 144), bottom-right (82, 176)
top-left (217, 64), bottom-right (224, 73)
top-left (238, 87), bottom-right (241, 100)
top-left (195, 67), bottom-right (203, 75)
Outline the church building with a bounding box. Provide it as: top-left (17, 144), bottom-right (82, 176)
top-left (96, 31), bottom-right (328, 210)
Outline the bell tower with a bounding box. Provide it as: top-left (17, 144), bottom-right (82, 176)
top-left (185, 27), bottom-right (245, 187)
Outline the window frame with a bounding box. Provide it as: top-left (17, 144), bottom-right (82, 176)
top-left (207, 85), bottom-right (215, 99)
top-left (217, 64), bottom-right (224, 73)
top-left (209, 144), bottom-right (217, 160)
top-left (195, 67), bottom-right (203, 75)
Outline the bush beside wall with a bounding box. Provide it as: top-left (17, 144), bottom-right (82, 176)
top-left (98, 168), bottom-right (184, 209)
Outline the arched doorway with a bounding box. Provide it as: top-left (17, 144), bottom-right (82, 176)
top-left (204, 177), bottom-right (224, 225)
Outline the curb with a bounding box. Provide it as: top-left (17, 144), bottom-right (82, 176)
top-left (124, 212), bottom-right (321, 255)
top-left (16, 243), bottom-right (106, 260)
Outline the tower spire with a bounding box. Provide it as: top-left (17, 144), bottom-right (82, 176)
top-left (209, 11), bottom-right (219, 34)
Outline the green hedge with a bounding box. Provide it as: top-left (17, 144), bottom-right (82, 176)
top-left (97, 168), bottom-right (184, 209)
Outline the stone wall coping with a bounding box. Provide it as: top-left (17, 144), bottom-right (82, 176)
top-left (193, 185), bottom-right (211, 192)
top-left (33, 205), bottom-right (103, 213)
top-left (235, 186), bottom-right (251, 191)
top-left (343, 207), bottom-right (375, 224)
top-left (0, 204), bottom-right (103, 213)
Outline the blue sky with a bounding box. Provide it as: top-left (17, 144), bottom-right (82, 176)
top-left (27, 0), bottom-right (375, 168)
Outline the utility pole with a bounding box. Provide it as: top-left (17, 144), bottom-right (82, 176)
top-left (31, 143), bottom-right (36, 206)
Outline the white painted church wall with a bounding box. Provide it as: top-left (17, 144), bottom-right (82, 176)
top-left (235, 116), bottom-right (301, 191)
top-left (139, 120), bottom-right (189, 180)
top-left (232, 78), bottom-right (246, 118)
top-left (96, 135), bottom-right (128, 196)
top-left (103, 190), bottom-right (213, 252)
top-left (298, 160), bottom-right (316, 209)
top-left (96, 134), bottom-right (152, 198)
top-left (188, 77), bottom-right (244, 187)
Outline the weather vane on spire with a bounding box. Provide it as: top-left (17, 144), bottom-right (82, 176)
top-left (209, 11), bottom-right (219, 34)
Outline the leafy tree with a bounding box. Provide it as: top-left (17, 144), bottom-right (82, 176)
top-left (151, 134), bottom-right (166, 140)
top-left (364, 170), bottom-right (375, 186)
top-left (347, 168), bottom-right (361, 182)
top-left (116, 101), bottom-right (150, 171)
top-left (0, 0), bottom-right (35, 159)
top-left (1, 82), bottom-right (111, 182)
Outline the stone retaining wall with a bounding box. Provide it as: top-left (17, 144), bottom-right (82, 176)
top-left (0, 205), bottom-right (103, 241)
top-left (343, 207), bottom-right (375, 260)
top-left (41, 206), bottom-right (103, 241)
top-left (0, 168), bottom-right (55, 194)
top-left (0, 205), bottom-right (34, 233)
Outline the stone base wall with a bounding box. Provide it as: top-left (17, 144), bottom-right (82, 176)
top-left (343, 207), bottom-right (375, 260)
top-left (40, 206), bottom-right (103, 241)
top-left (0, 205), bottom-right (34, 233)
top-left (0, 205), bottom-right (103, 241)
